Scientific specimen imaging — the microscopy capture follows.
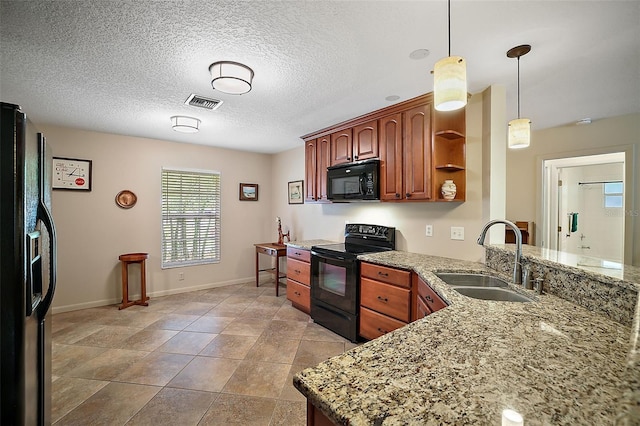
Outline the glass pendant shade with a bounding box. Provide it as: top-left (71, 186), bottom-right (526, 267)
top-left (171, 116), bottom-right (200, 133)
top-left (434, 56), bottom-right (467, 111)
top-left (209, 61), bottom-right (254, 95)
top-left (508, 118), bottom-right (531, 149)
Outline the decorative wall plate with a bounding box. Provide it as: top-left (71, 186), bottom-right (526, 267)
top-left (116, 190), bottom-right (137, 209)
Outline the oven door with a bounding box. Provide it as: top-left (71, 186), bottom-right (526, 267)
top-left (310, 251), bottom-right (358, 314)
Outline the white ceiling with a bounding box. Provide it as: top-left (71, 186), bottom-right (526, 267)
top-left (1, 1), bottom-right (638, 154)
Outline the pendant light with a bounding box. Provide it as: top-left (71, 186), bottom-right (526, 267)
top-left (433, 0), bottom-right (467, 112)
top-left (507, 44), bottom-right (532, 149)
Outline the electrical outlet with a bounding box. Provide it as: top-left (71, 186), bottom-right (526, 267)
top-left (450, 226), bottom-right (464, 240)
top-left (178, 272), bottom-right (184, 281)
top-left (425, 224), bottom-right (433, 237)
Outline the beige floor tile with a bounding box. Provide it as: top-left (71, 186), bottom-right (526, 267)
top-left (156, 331), bottom-right (217, 355)
top-left (146, 313), bottom-right (200, 330)
top-left (236, 304), bottom-right (282, 319)
top-left (52, 323), bottom-right (105, 345)
top-left (184, 316), bottom-right (234, 333)
top-left (199, 334), bottom-right (259, 359)
top-left (245, 335), bottom-right (300, 364)
top-left (52, 344), bottom-right (109, 376)
top-left (114, 351), bottom-right (194, 386)
top-left (199, 394), bottom-right (277, 426)
top-left (51, 376), bottom-right (109, 423)
top-left (65, 348), bottom-right (149, 381)
top-left (262, 319), bottom-right (308, 340)
top-left (125, 387), bottom-right (217, 426)
top-left (73, 325), bottom-right (141, 348)
top-left (301, 322), bottom-right (350, 343)
top-left (108, 311), bottom-right (167, 328)
top-left (167, 356), bottom-right (241, 392)
top-left (279, 364), bottom-right (310, 402)
top-left (270, 400), bottom-right (306, 426)
top-left (221, 318), bottom-right (271, 337)
top-left (222, 360), bottom-right (290, 398)
top-left (293, 340), bottom-right (346, 365)
top-left (172, 301), bottom-right (218, 316)
top-left (272, 303), bottom-right (311, 322)
top-left (121, 328), bottom-right (179, 352)
top-left (55, 382), bottom-right (160, 425)
top-left (205, 304), bottom-right (248, 317)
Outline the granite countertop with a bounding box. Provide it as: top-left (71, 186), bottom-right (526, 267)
top-left (294, 250), bottom-right (638, 425)
top-left (285, 239), bottom-right (337, 250)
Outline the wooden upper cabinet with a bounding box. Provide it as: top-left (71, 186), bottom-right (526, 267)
top-left (304, 139), bottom-right (317, 202)
top-left (305, 137), bottom-right (331, 203)
top-left (378, 113), bottom-right (403, 201)
top-left (330, 129), bottom-right (353, 166)
top-left (352, 120), bottom-right (378, 162)
top-left (403, 104), bottom-right (432, 200)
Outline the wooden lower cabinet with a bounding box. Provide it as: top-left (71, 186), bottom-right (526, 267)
top-left (413, 274), bottom-right (447, 319)
top-left (359, 306), bottom-right (407, 340)
top-left (306, 400), bottom-right (335, 426)
top-left (286, 247), bottom-right (311, 314)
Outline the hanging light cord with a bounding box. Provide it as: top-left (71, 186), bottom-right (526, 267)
top-left (516, 56), bottom-right (521, 119)
top-left (447, 0), bottom-right (451, 57)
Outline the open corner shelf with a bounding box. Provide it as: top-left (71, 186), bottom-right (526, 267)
top-left (435, 130), bottom-right (465, 140)
top-left (435, 163), bottom-right (465, 171)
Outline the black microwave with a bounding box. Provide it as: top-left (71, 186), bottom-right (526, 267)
top-left (327, 159), bottom-right (380, 201)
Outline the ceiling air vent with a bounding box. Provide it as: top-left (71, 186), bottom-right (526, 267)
top-left (184, 94), bottom-right (223, 110)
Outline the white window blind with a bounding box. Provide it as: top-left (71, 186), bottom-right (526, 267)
top-left (161, 169), bottom-right (221, 268)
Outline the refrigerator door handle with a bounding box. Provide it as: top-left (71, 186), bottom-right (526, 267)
top-left (36, 202), bottom-right (56, 321)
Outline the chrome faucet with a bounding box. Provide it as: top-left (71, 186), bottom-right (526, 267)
top-left (477, 219), bottom-right (523, 285)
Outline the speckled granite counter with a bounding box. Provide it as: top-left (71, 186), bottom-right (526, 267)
top-left (286, 239), bottom-right (336, 250)
top-left (294, 249), bottom-right (639, 425)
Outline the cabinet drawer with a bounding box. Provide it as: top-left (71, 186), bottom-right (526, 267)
top-left (359, 306), bottom-right (406, 340)
top-left (360, 278), bottom-right (411, 322)
top-left (286, 258), bottom-right (311, 285)
top-left (417, 277), bottom-right (447, 313)
top-left (286, 279), bottom-right (310, 314)
top-left (287, 246), bottom-right (311, 263)
top-left (415, 295), bottom-right (432, 320)
top-left (361, 262), bottom-right (411, 288)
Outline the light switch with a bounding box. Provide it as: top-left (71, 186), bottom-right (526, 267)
top-left (426, 224), bottom-right (433, 237)
top-left (450, 226), bottom-right (464, 240)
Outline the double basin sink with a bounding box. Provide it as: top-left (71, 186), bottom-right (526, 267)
top-left (435, 273), bottom-right (534, 303)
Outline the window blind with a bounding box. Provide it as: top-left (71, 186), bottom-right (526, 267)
top-left (161, 169), bottom-right (221, 268)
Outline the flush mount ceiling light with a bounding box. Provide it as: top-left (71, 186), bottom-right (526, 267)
top-left (507, 44), bottom-right (532, 149)
top-left (433, 0), bottom-right (467, 112)
top-left (209, 61), bottom-right (254, 95)
top-left (171, 116), bottom-right (201, 133)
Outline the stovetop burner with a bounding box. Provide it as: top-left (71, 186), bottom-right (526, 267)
top-left (311, 224), bottom-right (396, 258)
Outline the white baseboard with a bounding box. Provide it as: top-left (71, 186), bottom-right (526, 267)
top-left (51, 275), bottom-right (260, 314)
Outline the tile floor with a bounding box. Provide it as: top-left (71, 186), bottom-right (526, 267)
top-left (52, 281), bottom-right (357, 425)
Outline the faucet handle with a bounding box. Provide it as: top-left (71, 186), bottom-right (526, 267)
top-left (534, 277), bottom-right (544, 295)
top-left (522, 266), bottom-right (533, 290)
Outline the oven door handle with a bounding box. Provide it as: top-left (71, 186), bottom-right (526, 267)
top-left (311, 250), bottom-right (346, 261)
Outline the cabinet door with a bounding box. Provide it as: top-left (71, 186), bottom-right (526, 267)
top-left (286, 258), bottom-right (311, 286)
top-left (359, 306), bottom-right (406, 340)
top-left (378, 113), bottom-right (403, 201)
top-left (330, 129), bottom-right (353, 166)
top-left (403, 104), bottom-right (432, 200)
top-left (304, 139), bottom-right (317, 202)
top-left (360, 278), bottom-right (411, 322)
top-left (317, 136), bottom-right (330, 201)
top-left (352, 120), bottom-right (378, 161)
top-left (286, 279), bottom-right (310, 314)
top-left (415, 295), bottom-right (432, 320)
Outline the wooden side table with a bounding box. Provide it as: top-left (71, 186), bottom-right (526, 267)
top-left (118, 252), bottom-right (150, 310)
top-left (254, 243), bottom-right (287, 296)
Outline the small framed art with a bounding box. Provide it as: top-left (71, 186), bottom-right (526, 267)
top-left (239, 183), bottom-right (258, 201)
top-left (53, 157), bottom-right (92, 191)
top-left (288, 180), bottom-right (303, 204)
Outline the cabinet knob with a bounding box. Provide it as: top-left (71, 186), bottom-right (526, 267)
top-left (347, 157), bottom-right (351, 161)
top-left (377, 327), bottom-right (388, 334)
top-left (354, 155), bottom-right (358, 160)
top-left (406, 193), bottom-right (411, 198)
top-left (378, 271), bottom-right (389, 277)
top-left (395, 193), bottom-right (400, 198)
top-left (377, 295), bottom-right (389, 303)
top-left (425, 295), bottom-right (433, 303)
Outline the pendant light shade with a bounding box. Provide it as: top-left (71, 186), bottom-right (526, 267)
top-left (507, 44), bottom-right (532, 149)
top-left (508, 118), bottom-right (531, 149)
top-left (434, 55), bottom-right (467, 111)
top-left (171, 116), bottom-right (200, 133)
top-left (434, 0), bottom-right (467, 112)
top-left (209, 61), bottom-right (254, 95)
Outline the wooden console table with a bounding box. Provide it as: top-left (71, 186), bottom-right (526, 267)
top-left (118, 252), bottom-right (150, 310)
top-left (254, 243), bottom-right (287, 296)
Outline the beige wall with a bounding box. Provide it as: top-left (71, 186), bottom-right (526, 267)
top-left (505, 113), bottom-right (640, 265)
top-left (43, 125), bottom-right (275, 312)
top-left (273, 93), bottom-right (487, 263)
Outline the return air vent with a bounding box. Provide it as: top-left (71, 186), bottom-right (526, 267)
top-left (184, 94), bottom-right (223, 110)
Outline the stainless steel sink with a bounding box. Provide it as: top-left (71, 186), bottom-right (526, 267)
top-left (452, 286), bottom-right (534, 303)
top-left (435, 273), bottom-right (509, 288)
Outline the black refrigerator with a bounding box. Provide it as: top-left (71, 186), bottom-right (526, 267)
top-left (1, 102), bottom-right (57, 425)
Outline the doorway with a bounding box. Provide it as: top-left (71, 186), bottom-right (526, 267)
top-left (542, 153), bottom-right (625, 265)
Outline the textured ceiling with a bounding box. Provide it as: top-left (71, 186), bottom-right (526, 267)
top-left (1, 1), bottom-right (638, 154)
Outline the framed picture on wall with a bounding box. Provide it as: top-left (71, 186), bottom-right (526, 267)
top-left (288, 180), bottom-right (303, 204)
top-left (52, 157), bottom-right (92, 191)
top-left (239, 183), bottom-right (258, 201)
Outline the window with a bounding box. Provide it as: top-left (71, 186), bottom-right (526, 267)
top-left (161, 168), bottom-right (221, 268)
top-left (603, 181), bottom-right (623, 208)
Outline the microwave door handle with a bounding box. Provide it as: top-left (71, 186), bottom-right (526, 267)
top-left (360, 175), bottom-right (366, 195)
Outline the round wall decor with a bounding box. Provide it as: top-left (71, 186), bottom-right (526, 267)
top-left (116, 190), bottom-right (137, 209)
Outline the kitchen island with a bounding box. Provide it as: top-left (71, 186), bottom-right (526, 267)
top-left (294, 248), bottom-right (639, 425)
